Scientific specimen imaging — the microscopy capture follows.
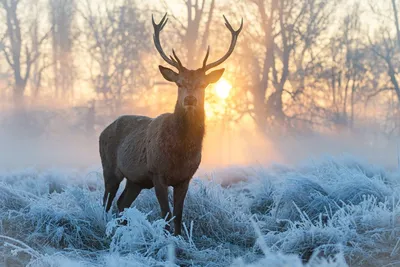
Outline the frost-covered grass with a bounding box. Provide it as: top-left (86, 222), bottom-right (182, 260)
top-left (0, 157), bottom-right (399, 266)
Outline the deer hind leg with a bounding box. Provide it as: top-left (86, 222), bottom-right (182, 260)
top-left (103, 169), bottom-right (124, 212)
top-left (116, 186), bottom-right (127, 209)
top-left (117, 180), bottom-right (142, 212)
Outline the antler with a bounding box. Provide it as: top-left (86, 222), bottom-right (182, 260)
top-left (152, 13), bottom-right (183, 70)
top-left (202, 15), bottom-right (243, 71)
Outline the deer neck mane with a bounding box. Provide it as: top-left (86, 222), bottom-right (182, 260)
top-left (172, 101), bottom-right (205, 144)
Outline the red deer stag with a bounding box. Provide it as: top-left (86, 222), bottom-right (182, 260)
top-left (99, 13), bottom-right (242, 235)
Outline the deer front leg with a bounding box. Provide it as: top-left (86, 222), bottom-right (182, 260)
top-left (153, 176), bottom-right (172, 231)
top-left (173, 180), bottom-right (189, 236)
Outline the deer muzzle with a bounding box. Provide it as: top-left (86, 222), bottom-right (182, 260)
top-left (184, 96), bottom-right (197, 107)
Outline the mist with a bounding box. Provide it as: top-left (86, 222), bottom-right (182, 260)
top-left (0, 118), bottom-right (397, 174)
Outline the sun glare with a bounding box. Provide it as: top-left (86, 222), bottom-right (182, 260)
top-left (215, 78), bottom-right (232, 99)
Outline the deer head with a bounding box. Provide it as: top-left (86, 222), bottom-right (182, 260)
top-left (152, 13), bottom-right (243, 113)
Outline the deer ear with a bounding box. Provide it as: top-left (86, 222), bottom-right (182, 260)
top-left (205, 68), bottom-right (225, 84)
top-left (159, 65), bottom-right (179, 82)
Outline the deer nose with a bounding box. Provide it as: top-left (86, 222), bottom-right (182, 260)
top-left (184, 96), bottom-right (197, 106)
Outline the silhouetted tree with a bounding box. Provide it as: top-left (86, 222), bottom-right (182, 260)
top-left (0, 0), bottom-right (50, 108)
top-left (80, 0), bottom-right (150, 116)
top-left (49, 0), bottom-right (75, 100)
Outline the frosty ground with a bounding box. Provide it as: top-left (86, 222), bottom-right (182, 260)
top-left (0, 156), bottom-right (399, 267)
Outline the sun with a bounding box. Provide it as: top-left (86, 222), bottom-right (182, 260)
top-left (215, 78), bottom-right (232, 99)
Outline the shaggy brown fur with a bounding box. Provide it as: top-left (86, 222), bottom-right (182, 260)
top-left (99, 13), bottom-right (242, 235)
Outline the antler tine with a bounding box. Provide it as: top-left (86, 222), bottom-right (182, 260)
top-left (172, 49), bottom-right (183, 68)
top-left (203, 16), bottom-right (243, 71)
top-left (202, 46), bottom-right (210, 68)
top-left (152, 13), bottom-right (181, 70)
top-left (152, 13), bottom-right (168, 30)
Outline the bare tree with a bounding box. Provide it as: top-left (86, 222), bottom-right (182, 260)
top-left (367, 0), bottom-right (400, 135)
top-left (0, 0), bottom-right (50, 109)
top-left (242, 0), bottom-right (278, 133)
top-left (368, 0), bottom-right (400, 103)
top-left (49, 0), bottom-right (75, 100)
top-left (241, 0), bottom-right (334, 134)
top-left (309, 5), bottom-right (367, 131)
top-left (80, 0), bottom-right (150, 116)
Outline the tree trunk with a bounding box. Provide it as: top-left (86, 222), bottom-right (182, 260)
top-left (266, 90), bottom-right (285, 125)
top-left (388, 61), bottom-right (400, 104)
top-left (253, 86), bottom-right (267, 132)
top-left (252, 0), bottom-right (277, 134)
top-left (13, 80), bottom-right (25, 110)
top-left (391, 0), bottom-right (400, 50)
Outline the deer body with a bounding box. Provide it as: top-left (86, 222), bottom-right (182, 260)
top-left (99, 13), bottom-right (242, 235)
top-left (100, 108), bottom-right (204, 188)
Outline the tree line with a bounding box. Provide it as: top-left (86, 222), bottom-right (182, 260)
top-left (0, 0), bottom-right (399, 139)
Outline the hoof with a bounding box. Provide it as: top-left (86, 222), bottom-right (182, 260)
top-left (118, 218), bottom-right (128, 226)
top-left (174, 246), bottom-right (185, 259)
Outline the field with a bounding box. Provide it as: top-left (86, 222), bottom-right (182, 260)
top-left (0, 156), bottom-right (398, 267)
